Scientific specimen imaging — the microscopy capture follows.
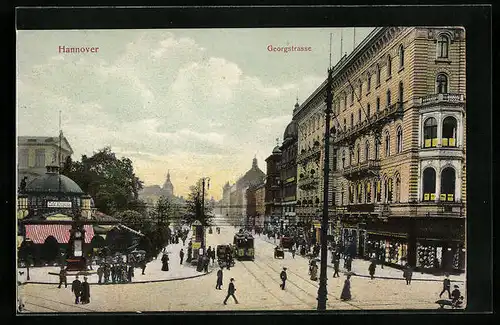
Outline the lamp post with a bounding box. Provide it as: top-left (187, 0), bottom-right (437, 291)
top-left (200, 177), bottom-right (210, 252)
top-left (317, 67), bottom-right (334, 311)
top-left (25, 238), bottom-right (32, 281)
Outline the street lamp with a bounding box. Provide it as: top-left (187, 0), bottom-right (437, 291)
top-left (200, 177), bottom-right (210, 252)
top-left (317, 67), bottom-right (334, 311)
top-left (25, 238), bottom-right (32, 281)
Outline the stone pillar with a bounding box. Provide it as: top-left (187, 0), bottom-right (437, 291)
top-left (435, 165), bottom-right (441, 202)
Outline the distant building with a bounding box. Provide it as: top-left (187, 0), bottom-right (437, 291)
top-left (280, 110), bottom-right (299, 228)
top-left (264, 145), bottom-right (282, 231)
top-left (246, 183), bottom-right (266, 229)
top-left (139, 170), bottom-right (185, 206)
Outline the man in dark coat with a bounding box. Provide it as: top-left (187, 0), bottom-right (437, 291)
top-left (216, 267), bottom-right (223, 290)
top-left (71, 275), bottom-right (82, 304)
top-left (97, 265), bottom-right (104, 284)
top-left (58, 268), bottom-right (67, 288)
top-left (140, 259), bottom-right (147, 275)
top-left (223, 278), bottom-right (239, 305)
top-left (403, 264), bottom-right (413, 285)
top-left (127, 265), bottom-right (134, 282)
top-left (203, 254), bottom-right (210, 273)
top-left (280, 267), bottom-right (287, 290)
top-left (161, 253), bottom-right (169, 271)
top-left (179, 249), bottom-right (185, 265)
top-left (333, 258), bottom-right (340, 278)
top-left (81, 276), bottom-right (90, 304)
top-left (451, 285), bottom-right (461, 304)
top-left (368, 261), bottom-right (377, 280)
top-left (439, 274), bottom-right (452, 298)
top-left (210, 249), bottom-right (216, 265)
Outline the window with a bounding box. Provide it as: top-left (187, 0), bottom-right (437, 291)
top-left (342, 150), bottom-right (346, 168)
top-left (396, 126), bottom-right (403, 153)
top-left (367, 103), bottom-right (371, 117)
top-left (398, 82), bottom-right (404, 103)
top-left (358, 80), bottom-right (362, 98)
top-left (365, 140), bottom-right (370, 161)
top-left (399, 44), bottom-right (405, 68)
top-left (437, 34), bottom-right (449, 58)
top-left (376, 97), bottom-right (380, 112)
top-left (385, 131), bottom-right (390, 157)
top-left (344, 93), bottom-right (348, 110)
top-left (442, 116), bottom-right (457, 147)
top-left (387, 54), bottom-right (392, 77)
top-left (35, 149), bottom-right (45, 167)
top-left (356, 144), bottom-right (360, 164)
top-left (350, 113), bottom-right (354, 127)
top-left (436, 73), bottom-right (448, 94)
top-left (375, 179), bottom-right (382, 202)
top-left (440, 167), bottom-right (456, 202)
top-left (349, 184), bottom-right (354, 203)
top-left (395, 176), bottom-right (401, 202)
top-left (343, 119), bottom-right (346, 132)
top-left (357, 182), bottom-right (362, 203)
top-left (341, 186), bottom-right (345, 205)
top-left (350, 90), bottom-right (354, 105)
top-left (367, 73), bottom-right (371, 91)
top-left (423, 117), bottom-right (438, 148)
top-left (358, 109), bottom-right (362, 124)
top-left (349, 150), bottom-right (353, 166)
top-left (385, 178), bottom-right (393, 202)
top-left (386, 89), bottom-right (391, 107)
top-left (365, 181), bottom-right (371, 203)
top-left (422, 168), bottom-right (436, 201)
top-left (375, 138), bottom-right (380, 159)
top-left (19, 149), bottom-right (28, 167)
top-left (376, 64), bottom-right (381, 85)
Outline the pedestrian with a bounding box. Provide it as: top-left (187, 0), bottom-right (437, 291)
top-left (211, 249), bottom-right (216, 265)
top-left (81, 276), bottom-right (90, 304)
top-left (223, 278), bottom-right (239, 305)
top-left (340, 274), bottom-right (352, 301)
top-left (333, 258), bottom-right (340, 278)
top-left (179, 248), bottom-right (185, 265)
top-left (111, 264), bottom-right (116, 283)
top-left (140, 259), bottom-right (147, 275)
top-left (58, 267), bottom-right (67, 288)
top-left (187, 246), bottom-right (193, 263)
top-left (451, 285), bottom-right (461, 304)
top-left (291, 247), bottom-right (296, 259)
top-left (161, 253), bottom-right (169, 271)
top-left (346, 256), bottom-right (352, 272)
top-left (368, 261), bottom-right (376, 280)
top-left (403, 264), bottom-right (413, 285)
top-left (97, 265), bottom-right (104, 284)
top-left (104, 264), bottom-right (110, 283)
top-left (127, 265), bottom-right (134, 283)
top-left (207, 246), bottom-right (212, 260)
top-left (182, 236), bottom-right (186, 246)
top-left (203, 254), bottom-right (209, 273)
top-left (310, 262), bottom-right (318, 281)
top-left (280, 267), bottom-right (287, 290)
top-left (216, 267), bottom-right (223, 290)
top-left (439, 274), bottom-right (452, 298)
top-left (71, 275), bottom-right (82, 304)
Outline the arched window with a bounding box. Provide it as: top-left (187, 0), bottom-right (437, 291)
top-left (342, 150), bottom-right (346, 168)
top-left (375, 137), bottom-right (380, 159)
top-left (357, 182), bottom-right (362, 203)
top-left (349, 149), bottom-right (353, 165)
top-left (396, 126), bottom-right (403, 153)
top-left (376, 97), bottom-right (380, 112)
top-left (398, 81), bottom-right (404, 103)
top-left (442, 116), bottom-right (457, 147)
top-left (341, 185), bottom-right (345, 205)
top-left (387, 54), bottom-right (392, 77)
top-left (399, 44), bottom-right (405, 68)
top-left (386, 178), bottom-right (393, 202)
top-left (365, 140), bottom-right (370, 161)
top-left (344, 93), bottom-right (348, 110)
top-left (358, 80), bottom-right (362, 98)
top-left (365, 181), bottom-right (371, 203)
top-left (422, 168), bottom-right (436, 201)
top-left (385, 131), bottom-right (390, 157)
top-left (350, 113), bottom-right (354, 127)
top-left (395, 176), bottom-right (401, 202)
top-left (350, 90), bottom-right (354, 105)
top-left (356, 144), bottom-right (360, 164)
top-left (436, 73), bottom-right (448, 94)
top-left (376, 64), bottom-right (381, 85)
top-left (375, 178), bottom-right (382, 202)
top-left (349, 183), bottom-right (354, 203)
top-left (440, 167), bottom-right (456, 202)
top-left (358, 109), bottom-right (362, 124)
top-left (423, 117), bottom-right (438, 148)
top-left (386, 89), bottom-right (391, 107)
top-left (343, 118), bottom-right (347, 132)
top-left (367, 103), bottom-right (371, 117)
top-left (437, 34), bottom-right (449, 58)
top-left (367, 72), bottom-right (371, 91)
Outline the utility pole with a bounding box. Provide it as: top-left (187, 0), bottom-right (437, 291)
top-left (317, 67), bottom-right (334, 311)
top-left (201, 177), bottom-right (210, 252)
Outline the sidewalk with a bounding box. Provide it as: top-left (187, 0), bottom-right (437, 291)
top-left (17, 241), bottom-right (214, 286)
top-left (257, 235), bottom-right (465, 283)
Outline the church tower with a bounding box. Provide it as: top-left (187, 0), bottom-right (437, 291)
top-left (163, 170), bottom-right (174, 198)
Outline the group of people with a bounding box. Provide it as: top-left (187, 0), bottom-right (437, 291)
top-left (71, 275), bottom-right (91, 304)
top-left (215, 268), bottom-right (238, 305)
top-left (96, 262), bottom-right (139, 284)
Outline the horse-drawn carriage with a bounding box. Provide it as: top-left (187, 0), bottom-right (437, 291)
top-left (280, 237), bottom-right (294, 250)
top-left (274, 246), bottom-right (285, 259)
top-left (216, 244), bottom-right (235, 268)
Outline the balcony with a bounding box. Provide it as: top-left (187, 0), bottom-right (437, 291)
top-left (297, 176), bottom-right (319, 190)
top-left (333, 102), bottom-right (404, 146)
top-left (416, 93), bottom-right (465, 106)
top-left (341, 159), bottom-right (381, 179)
top-left (297, 144), bottom-right (321, 164)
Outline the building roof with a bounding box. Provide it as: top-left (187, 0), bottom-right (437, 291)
top-left (24, 224), bottom-right (94, 244)
top-left (272, 145), bottom-right (282, 154)
top-left (23, 166), bottom-right (84, 194)
top-left (283, 120), bottom-right (298, 141)
top-left (18, 133), bottom-right (74, 155)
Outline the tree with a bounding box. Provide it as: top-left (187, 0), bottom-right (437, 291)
top-left (185, 180), bottom-right (214, 226)
top-left (61, 147), bottom-right (144, 216)
top-left (114, 210), bottom-right (144, 232)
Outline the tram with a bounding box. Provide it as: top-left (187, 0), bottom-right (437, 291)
top-left (233, 230), bottom-right (254, 260)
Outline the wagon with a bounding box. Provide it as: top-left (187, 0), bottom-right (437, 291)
top-left (274, 247), bottom-right (284, 259)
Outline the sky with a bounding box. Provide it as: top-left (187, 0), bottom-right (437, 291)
top-left (17, 27), bottom-right (373, 200)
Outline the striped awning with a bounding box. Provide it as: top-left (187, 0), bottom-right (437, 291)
top-left (25, 224), bottom-right (94, 244)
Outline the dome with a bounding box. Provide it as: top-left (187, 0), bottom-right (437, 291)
top-left (283, 120), bottom-right (298, 140)
top-left (24, 166), bottom-right (84, 194)
top-left (272, 145), bottom-right (282, 154)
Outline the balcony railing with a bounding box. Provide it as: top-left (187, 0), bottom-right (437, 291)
top-left (335, 201), bottom-right (464, 218)
top-left (341, 159), bottom-right (381, 179)
top-left (333, 102), bottom-right (404, 146)
top-left (417, 93), bottom-right (465, 106)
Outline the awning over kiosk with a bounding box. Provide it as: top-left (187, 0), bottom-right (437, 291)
top-left (25, 224), bottom-right (94, 244)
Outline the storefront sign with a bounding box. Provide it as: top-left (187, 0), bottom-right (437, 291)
top-left (47, 201), bottom-right (72, 208)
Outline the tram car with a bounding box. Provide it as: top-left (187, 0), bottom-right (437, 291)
top-left (233, 230), bottom-right (254, 260)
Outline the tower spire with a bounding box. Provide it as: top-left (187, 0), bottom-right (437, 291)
top-left (340, 28), bottom-right (344, 59)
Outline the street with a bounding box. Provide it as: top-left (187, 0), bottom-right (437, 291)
top-left (19, 225), bottom-right (462, 312)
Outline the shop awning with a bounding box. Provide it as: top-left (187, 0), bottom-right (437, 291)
top-left (25, 224), bottom-right (94, 244)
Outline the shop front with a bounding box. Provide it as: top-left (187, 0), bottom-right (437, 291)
top-left (416, 239), bottom-right (465, 273)
top-left (365, 232), bottom-right (409, 267)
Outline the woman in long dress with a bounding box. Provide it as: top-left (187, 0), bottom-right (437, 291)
top-left (310, 263), bottom-right (318, 281)
top-left (340, 274), bottom-right (352, 301)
